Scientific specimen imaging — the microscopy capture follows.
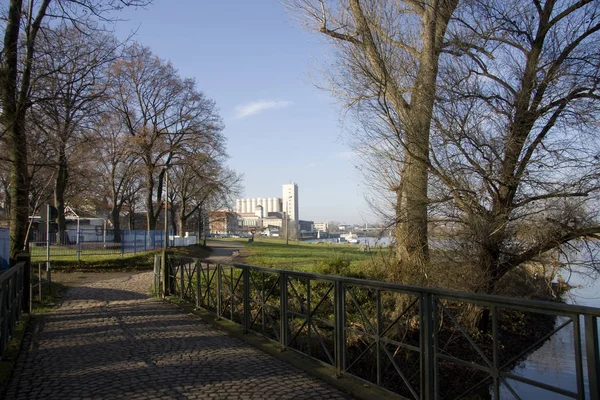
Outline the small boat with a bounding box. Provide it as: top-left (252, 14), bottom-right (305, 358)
top-left (340, 233), bottom-right (359, 244)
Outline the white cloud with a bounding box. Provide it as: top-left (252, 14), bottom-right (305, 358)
top-left (234, 100), bottom-right (292, 119)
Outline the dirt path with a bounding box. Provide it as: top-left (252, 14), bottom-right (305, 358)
top-left (205, 239), bottom-right (247, 263)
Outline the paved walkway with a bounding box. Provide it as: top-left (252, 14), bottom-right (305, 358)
top-left (6, 272), bottom-right (348, 399)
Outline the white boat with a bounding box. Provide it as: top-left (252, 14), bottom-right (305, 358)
top-left (340, 233), bottom-right (359, 244)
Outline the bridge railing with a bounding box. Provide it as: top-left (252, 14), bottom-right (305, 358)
top-left (0, 262), bottom-right (25, 358)
top-left (0, 259), bottom-right (53, 360)
top-left (160, 254), bottom-right (600, 400)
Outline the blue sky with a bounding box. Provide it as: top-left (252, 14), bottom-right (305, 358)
top-left (113, 0), bottom-right (370, 224)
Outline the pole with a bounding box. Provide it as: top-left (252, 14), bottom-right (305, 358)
top-left (162, 166), bottom-right (169, 297)
top-left (285, 212), bottom-right (289, 246)
top-left (46, 205), bottom-right (50, 268)
top-left (164, 167), bottom-right (169, 251)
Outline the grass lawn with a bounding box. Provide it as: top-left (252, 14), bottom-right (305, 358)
top-left (242, 237), bottom-right (376, 275)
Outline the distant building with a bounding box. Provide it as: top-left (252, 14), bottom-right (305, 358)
top-left (208, 210), bottom-right (238, 235)
top-left (282, 183), bottom-right (299, 223)
top-left (298, 220), bottom-right (314, 233)
top-left (236, 197), bottom-right (282, 215)
top-left (234, 183), bottom-right (300, 233)
top-left (314, 221), bottom-right (328, 232)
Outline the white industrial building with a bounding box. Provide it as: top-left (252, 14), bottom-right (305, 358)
top-left (236, 197), bottom-right (282, 215)
top-left (235, 183), bottom-right (299, 231)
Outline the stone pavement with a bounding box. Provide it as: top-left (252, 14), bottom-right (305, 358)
top-left (5, 272), bottom-right (349, 400)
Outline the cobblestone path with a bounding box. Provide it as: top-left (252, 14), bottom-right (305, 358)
top-left (5, 272), bottom-right (348, 400)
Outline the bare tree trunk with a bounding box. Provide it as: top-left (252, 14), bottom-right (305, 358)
top-left (111, 204), bottom-right (122, 242)
top-left (2, 0), bottom-right (28, 262)
top-left (54, 147), bottom-right (68, 244)
top-left (170, 205), bottom-right (177, 236)
top-left (145, 175), bottom-right (156, 230)
top-left (177, 212), bottom-right (184, 238)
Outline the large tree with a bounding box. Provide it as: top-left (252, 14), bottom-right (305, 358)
top-left (93, 112), bottom-right (140, 240)
top-left (1, 0), bottom-right (51, 262)
top-left (31, 26), bottom-right (117, 243)
top-left (429, 0), bottom-right (600, 294)
top-left (110, 44), bottom-right (224, 231)
top-left (0, 0), bottom-right (148, 263)
top-left (288, 0), bottom-right (460, 275)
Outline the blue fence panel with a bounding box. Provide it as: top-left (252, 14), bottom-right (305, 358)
top-left (0, 228), bottom-right (10, 270)
top-left (121, 230), bottom-right (170, 255)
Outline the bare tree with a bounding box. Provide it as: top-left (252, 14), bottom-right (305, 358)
top-left (31, 26), bottom-right (118, 243)
top-left (0, 0), bottom-right (149, 262)
top-left (92, 112), bottom-right (140, 240)
top-left (287, 0), bottom-right (460, 275)
top-left (169, 154), bottom-right (242, 236)
top-left (110, 44), bottom-right (224, 231)
top-left (428, 0), bottom-right (600, 294)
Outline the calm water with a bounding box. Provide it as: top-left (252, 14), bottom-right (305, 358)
top-left (307, 237), bottom-right (600, 398)
top-left (502, 269), bottom-right (600, 399)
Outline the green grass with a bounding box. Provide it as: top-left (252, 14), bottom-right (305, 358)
top-left (41, 251), bottom-right (158, 272)
top-left (243, 237), bottom-right (373, 275)
top-left (41, 244), bottom-right (211, 272)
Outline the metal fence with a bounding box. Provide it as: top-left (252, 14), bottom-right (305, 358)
top-left (0, 261), bottom-right (25, 358)
top-left (0, 259), bottom-right (54, 359)
top-left (28, 229), bottom-right (168, 261)
top-left (159, 255), bottom-right (600, 400)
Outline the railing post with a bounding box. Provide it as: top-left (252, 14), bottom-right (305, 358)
top-left (46, 261), bottom-right (51, 296)
top-left (376, 289), bottom-right (382, 386)
top-left (280, 272), bottom-right (288, 351)
top-left (153, 254), bottom-right (160, 296)
top-left (585, 315), bottom-right (599, 400)
top-left (492, 305), bottom-right (500, 399)
top-left (161, 250), bottom-right (169, 297)
top-left (216, 264), bottom-right (222, 319)
top-left (334, 279), bottom-right (346, 376)
top-left (179, 260), bottom-right (185, 299)
top-left (16, 253), bottom-right (31, 313)
top-left (196, 260), bottom-right (201, 308)
top-left (243, 266), bottom-right (250, 334)
top-left (421, 292), bottom-right (436, 400)
top-left (38, 262), bottom-right (42, 302)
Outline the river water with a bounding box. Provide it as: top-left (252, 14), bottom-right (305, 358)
top-left (306, 237), bottom-right (600, 398)
top-left (501, 268), bottom-right (600, 399)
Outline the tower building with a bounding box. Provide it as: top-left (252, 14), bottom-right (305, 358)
top-left (282, 183), bottom-right (299, 223)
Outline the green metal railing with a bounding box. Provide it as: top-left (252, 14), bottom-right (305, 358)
top-left (0, 262), bottom-right (25, 358)
top-left (159, 254), bottom-right (600, 399)
top-left (1, 259), bottom-right (53, 359)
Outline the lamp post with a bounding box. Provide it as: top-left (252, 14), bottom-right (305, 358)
top-left (162, 166), bottom-right (169, 297)
top-left (285, 211), bottom-right (289, 246)
top-left (164, 166), bottom-right (169, 251)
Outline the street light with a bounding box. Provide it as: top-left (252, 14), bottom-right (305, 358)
top-left (164, 166), bottom-right (169, 251)
top-left (162, 165), bottom-right (169, 298)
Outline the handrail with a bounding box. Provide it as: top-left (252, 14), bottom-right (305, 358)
top-left (163, 254), bottom-right (600, 399)
top-left (0, 259), bottom-right (50, 360)
top-left (0, 262), bottom-right (25, 359)
top-left (173, 256), bottom-right (600, 317)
